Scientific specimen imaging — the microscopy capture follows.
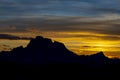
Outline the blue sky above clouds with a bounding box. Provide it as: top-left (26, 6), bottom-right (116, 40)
top-left (0, 0), bottom-right (120, 18)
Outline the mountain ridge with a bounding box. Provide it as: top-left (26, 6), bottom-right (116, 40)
top-left (0, 36), bottom-right (120, 79)
top-left (0, 36), bottom-right (120, 67)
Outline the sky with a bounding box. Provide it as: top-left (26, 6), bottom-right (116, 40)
top-left (1, 0), bottom-right (120, 58)
top-left (0, 0), bottom-right (120, 18)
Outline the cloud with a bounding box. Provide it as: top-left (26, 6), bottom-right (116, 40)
top-left (0, 34), bottom-right (32, 40)
top-left (50, 33), bottom-right (120, 41)
top-left (1, 14), bottom-right (120, 39)
top-left (25, 27), bottom-right (41, 33)
top-left (0, 26), bottom-right (16, 31)
top-left (0, 0), bottom-right (120, 18)
top-left (0, 20), bottom-right (120, 43)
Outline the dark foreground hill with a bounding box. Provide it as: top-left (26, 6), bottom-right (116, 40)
top-left (0, 36), bottom-right (120, 79)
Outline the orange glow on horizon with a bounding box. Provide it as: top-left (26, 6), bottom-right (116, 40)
top-left (0, 31), bottom-right (120, 58)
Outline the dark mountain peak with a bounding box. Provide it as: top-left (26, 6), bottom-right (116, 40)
top-left (26, 36), bottom-right (53, 49)
top-left (90, 51), bottom-right (107, 59)
top-left (89, 51), bottom-right (108, 63)
top-left (77, 51), bottom-right (110, 67)
top-left (94, 51), bottom-right (105, 57)
top-left (35, 36), bottom-right (44, 40)
top-left (26, 36), bottom-right (69, 52)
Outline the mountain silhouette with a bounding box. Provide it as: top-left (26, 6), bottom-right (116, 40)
top-left (0, 36), bottom-right (120, 66)
top-left (0, 36), bottom-right (120, 79)
top-left (12, 36), bottom-right (79, 64)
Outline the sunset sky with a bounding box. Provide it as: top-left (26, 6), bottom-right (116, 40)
top-left (0, 0), bottom-right (120, 58)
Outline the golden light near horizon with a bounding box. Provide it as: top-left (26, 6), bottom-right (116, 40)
top-left (91, 41), bottom-right (111, 51)
top-left (54, 36), bottom-right (120, 58)
top-left (0, 31), bottom-right (120, 58)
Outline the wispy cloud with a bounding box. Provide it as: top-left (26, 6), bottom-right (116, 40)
top-left (0, 26), bottom-right (16, 31)
top-left (1, 15), bottom-right (120, 36)
top-left (0, 34), bottom-right (32, 40)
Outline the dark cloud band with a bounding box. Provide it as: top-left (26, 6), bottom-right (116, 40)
top-left (0, 34), bottom-right (32, 40)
